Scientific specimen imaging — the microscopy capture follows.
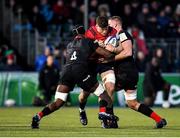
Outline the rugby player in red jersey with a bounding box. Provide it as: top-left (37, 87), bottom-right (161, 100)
top-left (78, 16), bottom-right (119, 128)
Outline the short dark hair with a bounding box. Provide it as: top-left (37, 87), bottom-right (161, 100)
top-left (96, 16), bottom-right (108, 28)
top-left (109, 16), bottom-right (122, 25)
top-left (72, 25), bottom-right (85, 36)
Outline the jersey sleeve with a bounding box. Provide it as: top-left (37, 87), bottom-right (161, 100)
top-left (88, 39), bottom-right (99, 51)
top-left (85, 29), bottom-right (95, 39)
top-left (118, 31), bottom-right (132, 43)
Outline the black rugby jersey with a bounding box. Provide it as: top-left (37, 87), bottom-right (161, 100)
top-left (115, 30), bottom-right (135, 66)
top-left (66, 35), bottom-right (98, 65)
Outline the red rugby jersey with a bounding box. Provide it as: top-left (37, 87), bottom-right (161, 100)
top-left (85, 26), bottom-right (117, 41)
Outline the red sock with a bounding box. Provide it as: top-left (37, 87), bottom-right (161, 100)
top-left (150, 112), bottom-right (162, 123)
top-left (99, 107), bottom-right (106, 113)
top-left (38, 112), bottom-right (44, 119)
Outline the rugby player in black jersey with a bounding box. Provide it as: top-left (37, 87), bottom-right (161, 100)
top-left (104, 16), bottom-right (167, 128)
top-left (31, 25), bottom-right (117, 129)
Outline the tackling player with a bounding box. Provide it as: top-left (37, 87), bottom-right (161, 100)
top-left (31, 25), bottom-right (117, 129)
top-left (78, 16), bottom-right (118, 128)
top-left (104, 16), bottom-right (167, 128)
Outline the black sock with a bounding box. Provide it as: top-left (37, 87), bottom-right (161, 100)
top-left (138, 104), bottom-right (153, 117)
top-left (106, 105), bottom-right (114, 115)
top-left (79, 100), bottom-right (87, 110)
top-left (99, 100), bottom-right (108, 107)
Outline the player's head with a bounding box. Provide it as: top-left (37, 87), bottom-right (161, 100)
top-left (108, 16), bottom-right (122, 31)
top-left (72, 25), bottom-right (85, 36)
top-left (96, 16), bottom-right (109, 36)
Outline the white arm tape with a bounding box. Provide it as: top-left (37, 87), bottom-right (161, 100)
top-left (124, 90), bottom-right (137, 100)
top-left (102, 73), bottom-right (116, 84)
top-left (93, 84), bottom-right (105, 97)
top-left (55, 91), bottom-right (68, 102)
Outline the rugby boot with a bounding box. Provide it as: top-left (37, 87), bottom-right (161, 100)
top-left (99, 112), bottom-right (118, 128)
top-left (156, 118), bottom-right (167, 128)
top-left (107, 115), bottom-right (119, 128)
top-left (79, 110), bottom-right (88, 126)
top-left (98, 112), bottom-right (115, 121)
top-left (31, 114), bottom-right (40, 129)
top-left (101, 119), bottom-right (110, 128)
top-left (109, 120), bottom-right (119, 128)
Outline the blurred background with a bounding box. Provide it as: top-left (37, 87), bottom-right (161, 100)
top-left (0, 0), bottom-right (179, 107)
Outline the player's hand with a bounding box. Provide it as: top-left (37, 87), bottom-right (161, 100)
top-left (98, 58), bottom-right (105, 63)
top-left (101, 60), bottom-right (108, 63)
top-left (97, 40), bottom-right (106, 48)
top-left (98, 58), bottom-right (110, 64)
top-left (105, 44), bottom-right (115, 53)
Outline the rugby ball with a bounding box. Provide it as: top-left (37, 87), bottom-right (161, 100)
top-left (104, 35), bottom-right (119, 47)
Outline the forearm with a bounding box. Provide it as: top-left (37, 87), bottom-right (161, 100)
top-left (113, 46), bottom-right (123, 54)
top-left (114, 51), bottom-right (131, 61)
top-left (96, 47), bottom-right (115, 58)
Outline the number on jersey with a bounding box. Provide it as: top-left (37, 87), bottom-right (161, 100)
top-left (70, 51), bottom-right (77, 60)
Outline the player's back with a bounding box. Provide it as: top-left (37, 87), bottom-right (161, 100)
top-left (65, 36), bottom-right (98, 66)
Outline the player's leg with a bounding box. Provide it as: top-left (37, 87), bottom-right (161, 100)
top-left (101, 70), bottom-right (118, 128)
top-left (78, 90), bottom-right (90, 125)
top-left (80, 81), bottom-right (113, 115)
top-left (92, 82), bottom-right (115, 121)
top-left (125, 89), bottom-right (167, 128)
top-left (101, 70), bottom-right (115, 100)
top-left (78, 73), bottom-right (117, 128)
top-left (31, 84), bottom-right (70, 129)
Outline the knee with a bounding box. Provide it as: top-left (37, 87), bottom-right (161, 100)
top-left (127, 100), bottom-right (139, 110)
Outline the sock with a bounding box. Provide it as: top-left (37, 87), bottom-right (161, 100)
top-left (79, 100), bottom-right (87, 112)
top-left (150, 112), bottom-right (162, 123)
top-left (138, 104), bottom-right (162, 122)
top-left (99, 100), bottom-right (108, 113)
top-left (38, 106), bottom-right (52, 119)
top-left (106, 105), bottom-right (114, 115)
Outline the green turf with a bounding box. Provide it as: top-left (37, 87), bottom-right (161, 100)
top-left (0, 107), bottom-right (180, 137)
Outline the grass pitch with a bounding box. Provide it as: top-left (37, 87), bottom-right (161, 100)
top-left (0, 107), bottom-right (180, 137)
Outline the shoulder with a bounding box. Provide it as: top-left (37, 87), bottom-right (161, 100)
top-left (118, 30), bottom-right (133, 43)
top-left (85, 26), bottom-right (97, 39)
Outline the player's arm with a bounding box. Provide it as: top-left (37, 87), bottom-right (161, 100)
top-left (114, 40), bottom-right (132, 61)
top-left (102, 40), bottom-right (132, 63)
top-left (88, 39), bottom-right (115, 61)
top-left (95, 46), bottom-right (115, 59)
top-left (105, 42), bottom-right (123, 54)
